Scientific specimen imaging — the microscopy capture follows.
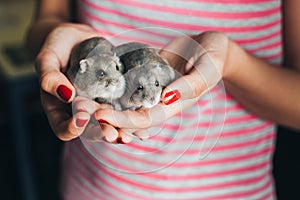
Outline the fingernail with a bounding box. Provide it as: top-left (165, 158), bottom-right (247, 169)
top-left (116, 137), bottom-right (126, 144)
top-left (98, 119), bottom-right (109, 124)
top-left (76, 119), bottom-right (88, 127)
top-left (163, 90), bottom-right (181, 105)
top-left (76, 109), bottom-right (86, 113)
top-left (57, 85), bottom-right (72, 102)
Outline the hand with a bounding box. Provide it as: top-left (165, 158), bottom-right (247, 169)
top-left (72, 96), bottom-right (150, 143)
top-left (34, 22), bottom-right (123, 142)
top-left (93, 31), bottom-right (230, 131)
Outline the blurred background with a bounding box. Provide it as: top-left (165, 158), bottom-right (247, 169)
top-left (0, 0), bottom-right (63, 200)
top-left (0, 0), bottom-right (299, 200)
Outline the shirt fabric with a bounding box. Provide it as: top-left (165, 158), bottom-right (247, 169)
top-left (61, 0), bottom-right (282, 199)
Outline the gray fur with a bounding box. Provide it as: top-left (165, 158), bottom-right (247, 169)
top-left (114, 42), bottom-right (176, 110)
top-left (67, 37), bottom-right (126, 104)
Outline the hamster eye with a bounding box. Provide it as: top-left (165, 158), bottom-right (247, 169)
top-left (137, 85), bottom-right (144, 91)
top-left (116, 65), bottom-right (119, 71)
top-left (97, 70), bottom-right (106, 78)
top-left (155, 80), bottom-right (159, 87)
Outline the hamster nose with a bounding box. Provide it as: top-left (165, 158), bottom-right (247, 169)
top-left (106, 80), bottom-right (112, 87)
top-left (115, 80), bottom-right (121, 88)
top-left (150, 97), bottom-right (155, 103)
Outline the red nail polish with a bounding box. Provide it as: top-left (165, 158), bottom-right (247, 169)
top-left (57, 85), bottom-right (72, 102)
top-left (98, 119), bottom-right (108, 124)
top-left (76, 119), bottom-right (88, 127)
top-left (116, 137), bottom-right (126, 144)
top-left (163, 90), bottom-right (181, 105)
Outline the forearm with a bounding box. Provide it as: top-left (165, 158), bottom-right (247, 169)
top-left (223, 40), bottom-right (300, 129)
top-left (26, 0), bottom-right (97, 56)
top-left (26, 17), bottom-right (66, 56)
top-left (26, 19), bottom-right (98, 57)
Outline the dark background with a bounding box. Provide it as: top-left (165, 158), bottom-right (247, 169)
top-left (0, 0), bottom-right (299, 200)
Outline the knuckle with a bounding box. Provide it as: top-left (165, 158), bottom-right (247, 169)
top-left (137, 109), bottom-right (152, 128)
top-left (57, 132), bottom-right (74, 141)
top-left (185, 74), bottom-right (203, 98)
top-left (192, 80), bottom-right (203, 97)
top-left (40, 71), bottom-right (57, 93)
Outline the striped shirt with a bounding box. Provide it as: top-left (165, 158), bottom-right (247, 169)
top-left (61, 0), bottom-right (282, 199)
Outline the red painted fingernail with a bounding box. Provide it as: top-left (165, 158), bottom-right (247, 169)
top-left (163, 90), bottom-right (181, 105)
top-left (57, 85), bottom-right (72, 102)
top-left (76, 119), bottom-right (88, 127)
top-left (98, 119), bottom-right (108, 124)
top-left (116, 137), bottom-right (126, 144)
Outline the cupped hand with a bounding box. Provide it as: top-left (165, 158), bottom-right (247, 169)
top-left (72, 96), bottom-right (150, 143)
top-left (93, 31), bottom-right (230, 131)
top-left (35, 23), bottom-right (121, 142)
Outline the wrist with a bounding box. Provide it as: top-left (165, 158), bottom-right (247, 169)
top-left (222, 39), bottom-right (250, 83)
top-left (27, 20), bottom-right (98, 56)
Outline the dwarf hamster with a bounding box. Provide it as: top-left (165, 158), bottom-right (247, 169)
top-left (67, 37), bottom-right (126, 104)
top-left (114, 42), bottom-right (176, 110)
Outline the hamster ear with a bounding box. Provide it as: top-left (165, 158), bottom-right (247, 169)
top-left (79, 59), bottom-right (90, 73)
top-left (113, 53), bottom-right (123, 69)
top-left (153, 63), bottom-right (176, 82)
top-left (152, 64), bottom-right (163, 74)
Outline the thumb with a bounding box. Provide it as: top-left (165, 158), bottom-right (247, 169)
top-left (36, 49), bottom-right (75, 103)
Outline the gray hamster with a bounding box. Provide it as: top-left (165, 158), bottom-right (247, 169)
top-left (67, 37), bottom-right (126, 104)
top-left (115, 42), bottom-right (176, 110)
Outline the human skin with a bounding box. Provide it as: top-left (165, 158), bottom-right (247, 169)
top-left (27, 0), bottom-right (300, 143)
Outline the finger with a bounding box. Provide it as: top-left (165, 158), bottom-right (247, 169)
top-left (133, 129), bottom-right (151, 141)
top-left (94, 108), bottom-right (153, 129)
top-left (161, 70), bottom-right (206, 104)
top-left (94, 98), bottom-right (197, 129)
top-left (73, 96), bottom-right (112, 115)
top-left (81, 123), bottom-right (119, 143)
top-left (36, 50), bottom-right (75, 103)
top-left (115, 129), bottom-right (134, 144)
top-left (100, 124), bottom-right (119, 142)
top-left (49, 107), bottom-right (90, 141)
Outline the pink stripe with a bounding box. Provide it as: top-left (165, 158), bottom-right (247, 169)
top-left (258, 183), bottom-right (275, 200)
top-left (182, 0), bottom-right (275, 4)
top-left (113, 0), bottom-right (280, 19)
top-left (149, 119), bottom-right (272, 144)
top-left (223, 114), bottom-right (258, 123)
top-left (160, 119), bottom-right (273, 141)
top-left (82, 5), bottom-right (281, 49)
top-left (260, 49), bottom-right (283, 61)
top-left (164, 114), bottom-right (258, 129)
top-left (94, 28), bottom-right (166, 47)
top-left (66, 180), bottom-right (93, 200)
top-left (210, 177), bottom-right (273, 200)
top-left (81, 8), bottom-right (174, 42)
top-left (70, 153), bottom-right (121, 199)
top-left (86, 138), bottom-right (271, 181)
top-left (78, 142), bottom-right (271, 194)
top-left (68, 166), bottom-right (106, 199)
top-left (204, 132), bottom-right (274, 152)
top-left (235, 30), bottom-right (281, 45)
top-left (175, 147), bottom-right (274, 167)
top-left (83, 0), bottom-right (281, 33)
top-left (200, 102), bottom-right (246, 114)
top-left (217, 121), bottom-right (273, 138)
top-left (127, 129), bottom-right (274, 156)
top-left (87, 136), bottom-right (273, 170)
top-left (248, 41), bottom-right (282, 53)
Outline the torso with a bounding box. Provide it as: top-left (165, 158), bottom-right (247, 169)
top-left (61, 1), bottom-right (282, 199)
